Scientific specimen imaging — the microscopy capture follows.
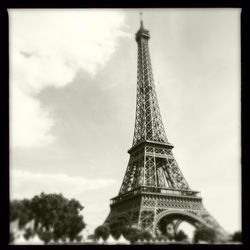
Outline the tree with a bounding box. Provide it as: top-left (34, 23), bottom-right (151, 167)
top-left (10, 193), bottom-right (86, 244)
top-left (95, 221), bottom-right (153, 243)
top-left (109, 220), bottom-right (127, 239)
top-left (175, 230), bottom-right (188, 242)
top-left (123, 227), bottom-right (153, 243)
top-left (10, 199), bottom-right (33, 228)
top-left (9, 231), bottom-right (15, 243)
top-left (193, 226), bottom-right (216, 243)
top-left (122, 227), bottom-right (141, 243)
top-left (139, 229), bottom-right (153, 241)
top-left (232, 231), bottom-right (241, 242)
top-left (94, 225), bottom-right (110, 241)
top-left (108, 219), bottom-right (153, 243)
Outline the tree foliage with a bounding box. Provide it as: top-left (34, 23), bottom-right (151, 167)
top-left (94, 220), bottom-right (153, 243)
top-left (175, 230), bottom-right (188, 242)
top-left (123, 227), bottom-right (152, 243)
top-left (109, 220), bottom-right (127, 239)
top-left (232, 231), bottom-right (241, 242)
top-left (193, 226), bottom-right (216, 243)
top-left (139, 229), bottom-right (153, 241)
top-left (94, 225), bottom-right (110, 240)
top-left (10, 193), bottom-right (86, 243)
top-left (109, 220), bottom-right (153, 242)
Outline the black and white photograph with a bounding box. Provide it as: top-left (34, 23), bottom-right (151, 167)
top-left (8, 8), bottom-right (241, 244)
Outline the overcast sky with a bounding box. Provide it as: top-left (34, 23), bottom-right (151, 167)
top-left (9, 8), bottom-right (241, 235)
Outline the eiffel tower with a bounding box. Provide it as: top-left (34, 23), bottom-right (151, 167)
top-left (105, 18), bottom-right (227, 239)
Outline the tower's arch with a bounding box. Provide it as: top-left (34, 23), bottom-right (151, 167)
top-left (154, 210), bottom-right (207, 236)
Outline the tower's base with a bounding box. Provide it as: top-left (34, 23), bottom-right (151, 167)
top-left (105, 187), bottom-right (227, 240)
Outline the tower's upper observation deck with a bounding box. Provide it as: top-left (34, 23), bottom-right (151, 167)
top-left (135, 20), bottom-right (150, 42)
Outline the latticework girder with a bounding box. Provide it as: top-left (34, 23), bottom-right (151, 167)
top-left (133, 23), bottom-right (168, 146)
top-left (118, 144), bottom-right (190, 195)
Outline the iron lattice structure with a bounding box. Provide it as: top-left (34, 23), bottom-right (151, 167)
top-left (105, 21), bottom-right (227, 239)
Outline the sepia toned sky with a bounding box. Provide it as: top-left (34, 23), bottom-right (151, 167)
top-left (9, 8), bottom-right (241, 235)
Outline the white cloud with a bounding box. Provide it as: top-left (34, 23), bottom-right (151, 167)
top-left (9, 9), bottom-right (127, 147)
top-left (10, 169), bottom-right (117, 201)
top-left (10, 86), bottom-right (55, 147)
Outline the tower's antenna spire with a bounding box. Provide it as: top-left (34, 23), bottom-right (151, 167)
top-left (139, 12), bottom-right (144, 28)
top-left (139, 12), bottom-right (143, 21)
